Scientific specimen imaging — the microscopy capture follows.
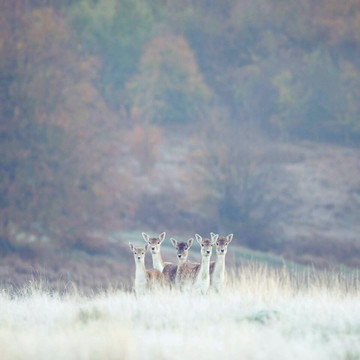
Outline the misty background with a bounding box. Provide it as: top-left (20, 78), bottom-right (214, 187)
top-left (1, 0), bottom-right (360, 290)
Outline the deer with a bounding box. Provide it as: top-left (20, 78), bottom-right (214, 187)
top-left (142, 232), bottom-right (177, 284)
top-left (193, 234), bottom-right (215, 294)
top-left (129, 242), bottom-right (164, 295)
top-left (171, 235), bottom-right (215, 294)
top-left (210, 232), bottom-right (233, 292)
top-left (170, 237), bottom-right (195, 289)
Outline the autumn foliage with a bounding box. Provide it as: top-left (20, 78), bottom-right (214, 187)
top-left (0, 0), bottom-right (360, 272)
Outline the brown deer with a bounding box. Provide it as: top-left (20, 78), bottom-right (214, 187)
top-left (129, 242), bottom-right (164, 295)
top-left (142, 232), bottom-right (177, 284)
top-left (171, 235), bottom-right (214, 293)
top-left (210, 233), bottom-right (233, 292)
top-left (170, 237), bottom-right (196, 288)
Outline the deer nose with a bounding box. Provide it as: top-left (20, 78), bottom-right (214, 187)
top-left (137, 256), bottom-right (141, 260)
top-left (178, 254), bottom-right (182, 258)
top-left (221, 249), bottom-right (225, 253)
top-left (206, 250), bottom-right (211, 254)
top-left (152, 247), bottom-right (155, 251)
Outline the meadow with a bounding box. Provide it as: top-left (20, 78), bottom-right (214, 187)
top-left (1, 265), bottom-right (359, 360)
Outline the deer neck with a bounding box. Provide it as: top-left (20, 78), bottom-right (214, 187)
top-left (151, 250), bottom-right (165, 272)
top-left (198, 255), bottom-right (211, 279)
top-left (177, 258), bottom-right (187, 269)
top-left (214, 253), bottom-right (226, 276)
top-left (135, 260), bottom-right (147, 285)
top-left (175, 257), bottom-right (188, 282)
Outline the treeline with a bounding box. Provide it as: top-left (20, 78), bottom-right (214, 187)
top-left (1, 0), bottom-right (360, 252)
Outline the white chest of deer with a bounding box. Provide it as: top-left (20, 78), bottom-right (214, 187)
top-left (151, 252), bottom-right (165, 272)
top-left (194, 256), bottom-right (211, 294)
top-left (212, 256), bottom-right (226, 292)
top-left (134, 261), bottom-right (148, 295)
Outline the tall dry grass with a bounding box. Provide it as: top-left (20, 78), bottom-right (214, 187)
top-left (0, 265), bottom-right (359, 360)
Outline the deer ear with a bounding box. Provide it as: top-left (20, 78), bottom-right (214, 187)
top-left (210, 233), bottom-right (219, 243)
top-left (188, 238), bottom-right (194, 248)
top-left (144, 244), bottom-right (149, 251)
top-left (129, 242), bottom-right (134, 252)
top-left (227, 234), bottom-right (234, 243)
top-left (195, 234), bottom-right (202, 245)
top-left (171, 238), bottom-right (177, 247)
top-left (159, 232), bottom-right (166, 243)
top-left (142, 232), bottom-right (150, 242)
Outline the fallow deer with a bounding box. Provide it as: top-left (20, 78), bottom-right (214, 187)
top-left (129, 242), bottom-right (164, 295)
top-left (170, 237), bottom-right (196, 288)
top-left (171, 235), bottom-right (214, 293)
top-left (193, 234), bottom-right (215, 294)
top-left (210, 233), bottom-right (233, 292)
top-left (142, 232), bottom-right (177, 284)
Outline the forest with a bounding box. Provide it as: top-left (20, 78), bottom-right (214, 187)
top-left (1, 0), bottom-right (360, 286)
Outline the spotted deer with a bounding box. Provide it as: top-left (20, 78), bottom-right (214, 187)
top-left (129, 242), bottom-right (164, 295)
top-left (210, 233), bottom-right (233, 292)
top-left (142, 232), bottom-right (177, 284)
top-left (171, 235), bottom-right (214, 293)
top-left (170, 237), bottom-right (195, 288)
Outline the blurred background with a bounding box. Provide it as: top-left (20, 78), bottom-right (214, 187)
top-left (1, 0), bottom-right (360, 291)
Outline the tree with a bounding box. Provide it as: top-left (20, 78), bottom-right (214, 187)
top-left (185, 118), bottom-right (283, 249)
top-left (68, 0), bottom-right (154, 108)
top-left (0, 6), bottom-right (137, 246)
top-left (127, 35), bottom-right (211, 125)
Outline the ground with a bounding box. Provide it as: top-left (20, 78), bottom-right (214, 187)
top-left (1, 266), bottom-right (359, 360)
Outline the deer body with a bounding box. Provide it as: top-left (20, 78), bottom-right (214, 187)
top-left (210, 233), bottom-right (233, 292)
top-left (129, 242), bottom-right (164, 295)
top-left (171, 235), bottom-right (215, 294)
top-left (171, 238), bottom-right (195, 288)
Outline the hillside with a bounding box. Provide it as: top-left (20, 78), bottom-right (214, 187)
top-left (133, 135), bottom-right (360, 267)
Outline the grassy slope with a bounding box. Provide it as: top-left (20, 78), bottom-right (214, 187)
top-left (0, 266), bottom-right (359, 360)
top-left (2, 229), bottom-right (358, 293)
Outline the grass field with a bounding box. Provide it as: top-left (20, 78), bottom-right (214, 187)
top-left (1, 265), bottom-right (359, 360)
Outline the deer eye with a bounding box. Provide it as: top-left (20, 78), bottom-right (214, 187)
top-left (142, 252), bottom-right (144, 255)
top-left (134, 252), bottom-right (137, 255)
top-left (216, 243), bottom-right (219, 246)
top-left (201, 244), bottom-right (204, 247)
top-left (158, 241), bottom-right (160, 244)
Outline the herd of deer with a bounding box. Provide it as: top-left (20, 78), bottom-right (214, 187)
top-left (129, 232), bottom-right (233, 295)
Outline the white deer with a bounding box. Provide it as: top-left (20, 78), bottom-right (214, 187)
top-left (129, 242), bottom-right (164, 295)
top-left (193, 234), bottom-right (215, 294)
top-left (210, 233), bottom-right (233, 292)
top-left (142, 232), bottom-right (177, 284)
top-left (142, 232), bottom-right (168, 272)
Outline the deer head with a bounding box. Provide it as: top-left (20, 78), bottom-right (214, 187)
top-left (142, 232), bottom-right (166, 254)
top-left (195, 234), bottom-right (215, 257)
top-left (211, 233), bottom-right (233, 256)
top-left (171, 238), bottom-right (193, 262)
top-left (129, 242), bottom-right (149, 263)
